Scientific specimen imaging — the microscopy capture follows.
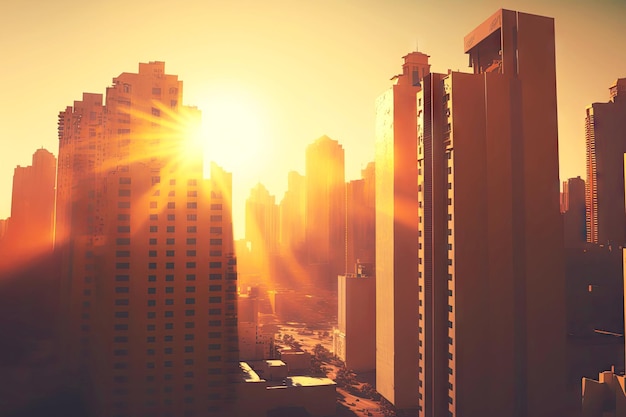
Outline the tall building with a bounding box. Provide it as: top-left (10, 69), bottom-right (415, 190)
top-left (56, 62), bottom-right (239, 417)
top-left (562, 176), bottom-right (586, 248)
top-left (585, 78), bottom-right (626, 246)
top-left (2, 148), bottom-right (56, 261)
top-left (305, 135), bottom-right (345, 288)
top-left (279, 171), bottom-right (306, 251)
top-left (375, 51), bottom-right (430, 409)
top-left (346, 162), bottom-right (375, 272)
top-left (245, 182), bottom-right (279, 280)
top-left (414, 9), bottom-right (565, 417)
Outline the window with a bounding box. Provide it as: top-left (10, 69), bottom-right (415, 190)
top-left (210, 227), bottom-right (222, 234)
top-left (186, 274), bottom-right (196, 281)
top-left (165, 311), bottom-right (174, 318)
top-left (166, 250), bottom-right (175, 257)
top-left (187, 238), bottom-right (196, 245)
top-left (209, 250), bottom-right (222, 257)
top-left (209, 296), bottom-right (221, 303)
top-left (115, 275), bottom-right (129, 282)
top-left (167, 226), bottom-right (175, 233)
top-left (114, 324), bottom-right (128, 330)
top-left (166, 274), bottom-right (174, 281)
top-left (167, 214), bottom-right (175, 221)
top-left (149, 226), bottom-right (158, 233)
top-left (167, 202), bottom-right (175, 209)
top-left (166, 262), bottom-right (174, 269)
top-left (148, 288), bottom-right (156, 294)
top-left (185, 309), bottom-right (195, 316)
top-left (209, 274), bottom-right (221, 280)
top-left (187, 226), bottom-right (197, 233)
top-left (208, 308), bottom-right (221, 315)
top-left (118, 201), bottom-right (131, 209)
top-left (185, 322), bottom-right (195, 329)
top-left (118, 189), bottom-right (131, 197)
top-left (115, 311), bottom-right (129, 318)
top-left (210, 239), bottom-right (222, 245)
top-left (186, 286), bottom-right (195, 293)
top-left (165, 323), bottom-right (174, 330)
top-left (152, 88), bottom-right (161, 95)
top-left (148, 300), bottom-right (156, 307)
top-left (165, 299), bottom-right (174, 305)
top-left (211, 204), bottom-right (222, 210)
top-left (117, 226), bottom-right (130, 233)
top-left (148, 275), bottom-right (156, 282)
top-left (164, 347), bottom-right (173, 354)
top-left (209, 285), bottom-right (222, 291)
top-left (185, 298), bottom-right (195, 305)
top-left (149, 238), bottom-right (157, 245)
top-left (209, 262), bottom-right (222, 269)
top-left (186, 262), bottom-right (196, 268)
top-left (164, 335), bottom-right (174, 342)
top-left (187, 214), bottom-right (197, 221)
top-left (115, 287), bottom-right (129, 293)
top-left (115, 299), bottom-right (129, 306)
top-left (165, 287), bottom-right (174, 294)
top-left (149, 214), bottom-right (158, 221)
top-left (147, 312), bottom-right (156, 319)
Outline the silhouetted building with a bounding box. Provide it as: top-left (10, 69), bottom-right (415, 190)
top-left (585, 78), bottom-right (626, 246)
top-left (346, 162), bottom-right (375, 273)
top-left (305, 135), bottom-right (345, 289)
top-left (563, 176), bottom-right (587, 248)
top-left (1, 148), bottom-right (56, 265)
top-left (375, 50), bottom-right (429, 409)
top-left (56, 62), bottom-right (239, 417)
top-left (279, 171), bottom-right (306, 251)
top-left (414, 9), bottom-right (565, 417)
top-left (245, 183), bottom-right (279, 281)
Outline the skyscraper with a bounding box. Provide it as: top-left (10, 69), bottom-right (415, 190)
top-left (2, 148), bottom-right (56, 263)
top-left (279, 171), bottom-right (306, 251)
top-left (56, 62), bottom-right (238, 417)
top-left (562, 176), bottom-right (586, 248)
top-left (585, 78), bottom-right (626, 246)
top-left (375, 51), bottom-right (430, 409)
top-left (245, 182), bottom-right (279, 280)
top-left (346, 162), bottom-right (375, 273)
top-left (415, 9), bottom-right (565, 417)
top-left (305, 135), bottom-right (345, 288)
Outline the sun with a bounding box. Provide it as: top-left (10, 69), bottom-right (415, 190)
top-left (196, 87), bottom-right (269, 176)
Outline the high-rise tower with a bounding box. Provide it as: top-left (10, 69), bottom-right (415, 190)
top-left (375, 51), bottom-right (430, 409)
top-left (305, 135), bottom-right (346, 288)
top-left (415, 9), bottom-right (565, 417)
top-left (57, 62), bottom-right (238, 417)
top-left (585, 78), bottom-right (626, 246)
top-left (2, 148), bottom-right (56, 264)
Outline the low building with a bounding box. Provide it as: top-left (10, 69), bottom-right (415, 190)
top-left (582, 369), bottom-right (626, 417)
top-left (235, 362), bottom-right (336, 417)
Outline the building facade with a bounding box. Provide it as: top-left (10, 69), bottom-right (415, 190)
top-left (56, 62), bottom-right (239, 417)
top-left (375, 51), bottom-right (430, 409)
top-left (585, 78), bottom-right (626, 246)
top-left (415, 9), bottom-right (566, 417)
top-left (305, 135), bottom-right (346, 288)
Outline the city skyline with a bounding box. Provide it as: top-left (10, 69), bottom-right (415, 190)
top-left (3, 0), bottom-right (626, 239)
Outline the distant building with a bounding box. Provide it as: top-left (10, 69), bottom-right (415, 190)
top-left (581, 369), bottom-right (626, 417)
top-left (334, 267), bottom-right (375, 372)
top-left (346, 162), bottom-right (375, 272)
top-left (562, 176), bottom-right (587, 248)
top-left (585, 78), bottom-right (626, 246)
top-left (245, 183), bottom-right (279, 280)
top-left (305, 135), bottom-right (345, 289)
top-left (2, 148), bottom-right (56, 262)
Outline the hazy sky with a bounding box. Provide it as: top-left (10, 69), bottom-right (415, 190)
top-left (2, 0), bottom-right (625, 239)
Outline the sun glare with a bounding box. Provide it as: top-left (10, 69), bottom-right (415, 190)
top-left (197, 88), bottom-right (269, 175)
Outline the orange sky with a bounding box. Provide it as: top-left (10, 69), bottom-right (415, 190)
top-left (2, 0), bottom-right (625, 239)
